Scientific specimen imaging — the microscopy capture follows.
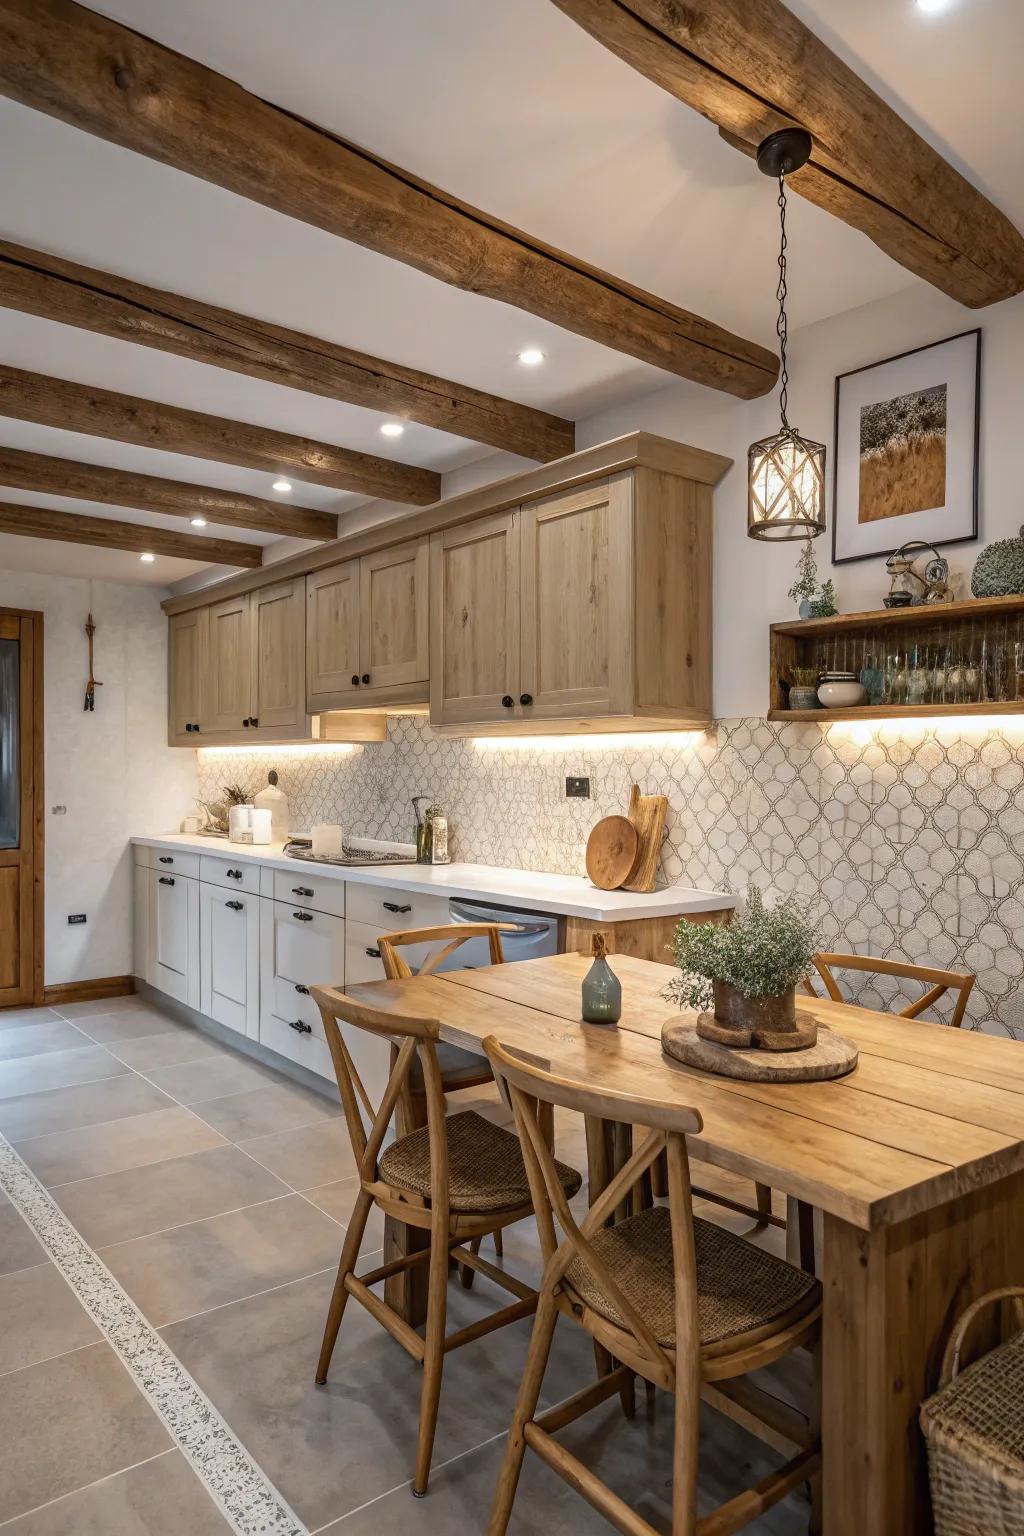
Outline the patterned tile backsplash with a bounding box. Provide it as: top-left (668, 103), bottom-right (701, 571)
top-left (198, 715), bottom-right (1024, 1038)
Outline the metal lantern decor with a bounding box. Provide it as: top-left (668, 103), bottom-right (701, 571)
top-left (748, 130), bottom-right (826, 542)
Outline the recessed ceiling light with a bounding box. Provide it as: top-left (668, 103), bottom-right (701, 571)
top-left (189, 515), bottom-right (208, 527)
top-left (272, 477), bottom-right (293, 494)
top-left (916, 0), bottom-right (952, 11)
top-left (517, 348), bottom-right (545, 367)
top-left (379, 422), bottom-right (404, 437)
top-left (139, 552), bottom-right (155, 563)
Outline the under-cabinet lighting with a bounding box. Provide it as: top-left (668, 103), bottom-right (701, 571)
top-left (826, 717), bottom-right (1024, 745)
top-left (272, 477), bottom-right (293, 494)
top-left (379, 422), bottom-right (404, 438)
top-left (471, 731), bottom-right (708, 752)
top-left (190, 516), bottom-right (207, 527)
top-left (196, 743), bottom-right (359, 758)
top-left (517, 348), bottom-right (545, 367)
top-left (139, 552), bottom-right (155, 563)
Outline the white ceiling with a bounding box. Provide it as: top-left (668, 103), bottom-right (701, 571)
top-left (0, 0), bottom-right (1020, 587)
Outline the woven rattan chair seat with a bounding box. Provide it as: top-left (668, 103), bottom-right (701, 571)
top-left (564, 1205), bottom-right (820, 1348)
top-left (379, 1109), bottom-right (583, 1213)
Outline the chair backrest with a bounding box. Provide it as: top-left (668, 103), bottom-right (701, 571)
top-left (484, 1035), bottom-right (703, 1385)
top-left (803, 952), bottom-right (975, 1028)
top-left (312, 985), bottom-right (448, 1196)
top-left (377, 922), bottom-right (510, 980)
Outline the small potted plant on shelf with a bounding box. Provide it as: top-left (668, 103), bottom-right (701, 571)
top-left (666, 888), bottom-right (823, 1050)
top-left (787, 666), bottom-right (821, 710)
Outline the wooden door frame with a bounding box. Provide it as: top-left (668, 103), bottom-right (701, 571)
top-left (0, 606), bottom-right (44, 1007)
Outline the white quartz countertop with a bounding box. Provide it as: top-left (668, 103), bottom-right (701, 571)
top-left (131, 833), bottom-right (734, 923)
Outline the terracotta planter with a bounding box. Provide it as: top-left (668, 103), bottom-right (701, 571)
top-left (696, 979), bottom-right (817, 1052)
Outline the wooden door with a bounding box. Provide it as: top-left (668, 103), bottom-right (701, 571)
top-left (204, 593), bottom-right (252, 733)
top-left (251, 578), bottom-right (306, 737)
top-left (519, 476), bottom-right (634, 721)
top-left (0, 610), bottom-right (42, 1008)
top-left (305, 560), bottom-right (361, 711)
top-left (429, 510), bottom-right (520, 727)
top-left (167, 608), bottom-right (206, 744)
top-left (358, 538), bottom-right (428, 698)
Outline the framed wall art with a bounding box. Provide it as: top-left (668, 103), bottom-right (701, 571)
top-left (832, 328), bottom-right (980, 565)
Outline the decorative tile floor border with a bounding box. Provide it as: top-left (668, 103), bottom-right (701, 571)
top-left (0, 1129), bottom-right (308, 1536)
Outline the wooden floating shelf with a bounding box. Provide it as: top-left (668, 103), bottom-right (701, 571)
top-left (771, 593), bottom-right (1024, 638)
top-left (769, 702), bottom-right (1024, 722)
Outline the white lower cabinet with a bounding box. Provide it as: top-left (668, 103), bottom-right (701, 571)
top-left (259, 898), bottom-right (343, 1084)
top-left (148, 868), bottom-right (200, 1008)
top-left (200, 883), bottom-right (260, 1038)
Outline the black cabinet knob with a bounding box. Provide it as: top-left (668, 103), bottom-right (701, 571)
top-left (382, 901), bottom-right (411, 914)
top-left (227, 868), bottom-right (242, 879)
top-left (250, 716), bottom-right (259, 727)
top-left (501, 695), bottom-right (514, 708)
top-left (158, 876), bottom-right (175, 886)
top-left (366, 946), bottom-right (382, 959)
top-left (361, 673), bottom-right (370, 685)
top-left (288, 1019), bottom-right (313, 1035)
top-left (242, 717), bottom-right (251, 727)
top-left (158, 856), bottom-right (173, 864)
top-left (292, 910), bottom-right (314, 922)
top-left (225, 899), bottom-right (243, 911)
top-left (292, 886), bottom-right (314, 897)
top-left (185, 723), bottom-right (193, 733)
top-left (294, 983), bottom-right (310, 995)
top-left (519, 693), bottom-right (533, 706)
top-left (193, 725), bottom-right (200, 734)
top-left (351, 674), bottom-right (360, 686)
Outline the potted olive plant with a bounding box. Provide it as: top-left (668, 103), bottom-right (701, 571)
top-left (667, 888), bottom-right (823, 1050)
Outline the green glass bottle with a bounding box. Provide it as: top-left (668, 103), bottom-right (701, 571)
top-left (581, 933), bottom-right (621, 1025)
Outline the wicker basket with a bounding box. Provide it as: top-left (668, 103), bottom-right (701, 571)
top-left (921, 1288), bottom-right (1024, 1535)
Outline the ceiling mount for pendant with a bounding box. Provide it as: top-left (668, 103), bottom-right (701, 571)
top-left (755, 128), bottom-right (813, 180)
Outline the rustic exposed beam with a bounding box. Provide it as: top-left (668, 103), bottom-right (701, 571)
top-left (0, 445), bottom-right (337, 541)
top-left (0, 0), bottom-right (777, 399)
top-left (0, 499), bottom-right (263, 565)
top-left (550, 0), bottom-right (1024, 308)
top-left (0, 366), bottom-right (440, 504)
top-left (0, 240), bottom-right (575, 463)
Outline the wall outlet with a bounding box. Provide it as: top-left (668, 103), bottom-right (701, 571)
top-left (565, 776), bottom-right (590, 799)
top-left (67, 913), bottom-right (87, 925)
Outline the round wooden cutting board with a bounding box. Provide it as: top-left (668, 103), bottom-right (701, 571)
top-left (585, 816), bottom-right (640, 890)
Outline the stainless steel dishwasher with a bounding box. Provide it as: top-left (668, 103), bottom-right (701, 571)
top-left (439, 898), bottom-right (560, 970)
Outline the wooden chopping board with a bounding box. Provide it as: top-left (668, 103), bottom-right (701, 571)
top-left (585, 816), bottom-right (639, 890)
top-left (623, 783), bottom-right (668, 893)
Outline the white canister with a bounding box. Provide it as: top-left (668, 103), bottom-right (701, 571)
top-left (228, 804), bottom-right (254, 843)
top-left (311, 823), bottom-right (343, 858)
top-left (250, 808), bottom-right (272, 845)
top-left (254, 770), bottom-right (289, 842)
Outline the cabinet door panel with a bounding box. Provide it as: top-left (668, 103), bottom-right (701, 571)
top-left (359, 539), bottom-right (428, 693)
top-left (520, 477), bottom-right (633, 719)
top-left (149, 871), bottom-right (199, 1007)
top-left (204, 594), bottom-right (252, 733)
top-left (305, 561), bottom-right (361, 710)
top-left (200, 884), bottom-right (259, 1037)
top-left (429, 511), bottom-right (519, 726)
top-left (168, 609), bottom-right (206, 744)
top-left (252, 579), bottom-right (306, 736)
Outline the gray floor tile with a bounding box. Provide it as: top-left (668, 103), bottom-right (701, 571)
top-left (0, 1007), bottom-right (61, 1033)
top-left (55, 1142), bottom-right (289, 1248)
top-left (239, 1116), bottom-right (357, 1190)
top-left (192, 1079), bottom-right (340, 1141)
top-left (0, 1342), bottom-right (170, 1522)
top-left (54, 995), bottom-right (149, 1019)
top-left (1, 1449), bottom-right (232, 1535)
top-left (72, 1009), bottom-right (189, 1046)
top-left (102, 1192), bottom-right (342, 1326)
top-left (142, 1052), bottom-right (280, 1106)
top-left (109, 1029), bottom-right (237, 1072)
top-left (19, 1106), bottom-right (228, 1189)
top-left (0, 1045), bottom-right (128, 1100)
top-left (302, 1177), bottom-right (385, 1253)
top-left (0, 1020), bottom-right (90, 1062)
top-left (0, 1262), bottom-right (100, 1375)
top-left (0, 1073), bottom-right (174, 1141)
top-left (0, 1193), bottom-right (47, 1276)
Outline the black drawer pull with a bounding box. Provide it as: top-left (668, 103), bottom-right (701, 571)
top-left (158, 855), bottom-right (173, 864)
top-left (227, 868), bottom-right (243, 879)
top-left (294, 983), bottom-right (310, 995)
top-left (158, 876), bottom-right (175, 886)
top-left (185, 723), bottom-right (194, 733)
top-left (292, 910), bottom-right (314, 922)
top-left (365, 945), bottom-right (382, 958)
top-left (242, 717), bottom-right (251, 727)
top-left (382, 901), bottom-right (411, 914)
top-left (292, 886), bottom-right (314, 897)
top-left (225, 899), bottom-right (244, 911)
top-left (288, 1019), bottom-right (313, 1035)
top-left (351, 674), bottom-right (360, 686)
top-left (361, 673), bottom-right (370, 685)
top-left (251, 716), bottom-right (259, 727)
top-left (193, 725), bottom-right (201, 734)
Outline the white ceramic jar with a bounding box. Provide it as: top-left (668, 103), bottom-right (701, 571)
top-left (817, 672), bottom-right (867, 708)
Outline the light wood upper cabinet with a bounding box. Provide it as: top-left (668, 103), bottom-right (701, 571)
top-left (167, 608), bottom-right (206, 744)
top-left (430, 510), bottom-right (520, 727)
top-left (204, 593), bottom-right (253, 733)
top-left (305, 537), bottom-right (428, 711)
top-left (251, 578), bottom-right (306, 737)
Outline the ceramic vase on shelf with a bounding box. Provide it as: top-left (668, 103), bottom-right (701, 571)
top-left (581, 934), bottom-right (621, 1025)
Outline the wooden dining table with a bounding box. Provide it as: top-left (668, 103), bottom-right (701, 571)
top-left (343, 950), bottom-right (1024, 1536)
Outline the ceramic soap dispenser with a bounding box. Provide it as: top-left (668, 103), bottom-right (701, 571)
top-left (254, 769), bottom-right (289, 843)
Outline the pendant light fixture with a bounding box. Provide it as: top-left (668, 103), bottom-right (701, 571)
top-left (747, 129), bottom-right (826, 541)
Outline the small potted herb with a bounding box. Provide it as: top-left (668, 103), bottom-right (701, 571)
top-left (666, 888), bottom-right (823, 1049)
top-left (787, 666), bottom-right (821, 710)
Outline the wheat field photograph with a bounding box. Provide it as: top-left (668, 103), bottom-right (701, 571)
top-left (858, 382), bottom-right (948, 523)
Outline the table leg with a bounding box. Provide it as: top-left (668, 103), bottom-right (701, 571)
top-left (822, 1168), bottom-right (1024, 1535)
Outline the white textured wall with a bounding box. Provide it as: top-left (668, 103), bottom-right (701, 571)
top-left (0, 571), bottom-right (197, 986)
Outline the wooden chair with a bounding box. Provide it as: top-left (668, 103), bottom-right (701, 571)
top-left (310, 985), bottom-right (583, 1497)
top-left (803, 953), bottom-right (976, 1027)
top-left (484, 1036), bottom-right (823, 1536)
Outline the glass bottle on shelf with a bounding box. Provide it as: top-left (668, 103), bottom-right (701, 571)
top-left (581, 933), bottom-right (622, 1025)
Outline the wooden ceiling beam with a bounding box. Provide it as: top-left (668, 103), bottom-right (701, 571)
top-left (0, 499), bottom-right (263, 566)
top-left (550, 0), bottom-right (1024, 308)
top-left (0, 0), bottom-right (778, 400)
top-left (0, 366), bottom-right (441, 505)
top-left (0, 240), bottom-right (575, 463)
top-left (0, 445), bottom-right (337, 541)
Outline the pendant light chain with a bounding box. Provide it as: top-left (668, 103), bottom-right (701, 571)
top-left (776, 171), bottom-right (790, 431)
